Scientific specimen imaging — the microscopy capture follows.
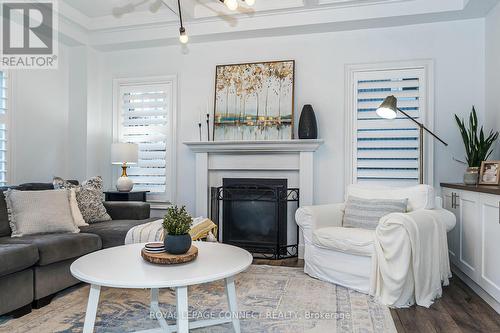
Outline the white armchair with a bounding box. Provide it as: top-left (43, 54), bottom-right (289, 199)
top-left (295, 184), bottom-right (456, 294)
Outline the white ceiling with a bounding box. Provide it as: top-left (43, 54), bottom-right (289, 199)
top-left (63, 0), bottom-right (305, 19)
top-left (57, 0), bottom-right (500, 50)
top-left (61, 0), bottom-right (418, 21)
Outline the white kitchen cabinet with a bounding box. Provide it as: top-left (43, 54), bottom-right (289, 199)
top-left (441, 184), bottom-right (500, 313)
top-left (457, 190), bottom-right (480, 279)
top-left (479, 194), bottom-right (500, 302)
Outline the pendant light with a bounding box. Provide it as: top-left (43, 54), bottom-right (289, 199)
top-left (174, 0), bottom-right (257, 44)
top-left (177, 0), bottom-right (188, 44)
top-left (223, 0), bottom-right (238, 10)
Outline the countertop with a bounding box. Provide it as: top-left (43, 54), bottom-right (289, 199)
top-left (441, 183), bottom-right (500, 195)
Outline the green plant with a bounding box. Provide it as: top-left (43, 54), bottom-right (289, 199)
top-left (163, 206), bottom-right (192, 235)
top-left (455, 106), bottom-right (499, 168)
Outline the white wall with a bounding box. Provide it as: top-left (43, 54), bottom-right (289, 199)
top-left (10, 44), bottom-right (72, 183)
top-left (486, 1), bottom-right (500, 159)
top-left (9, 44), bottom-right (105, 185)
top-left (86, 19), bottom-right (485, 213)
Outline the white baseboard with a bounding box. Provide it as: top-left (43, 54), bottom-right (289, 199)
top-left (452, 266), bottom-right (500, 314)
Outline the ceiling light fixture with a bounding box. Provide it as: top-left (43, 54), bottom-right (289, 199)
top-left (177, 0), bottom-right (188, 44)
top-left (222, 0), bottom-right (238, 11)
top-left (171, 0), bottom-right (257, 44)
top-left (179, 27), bottom-right (188, 44)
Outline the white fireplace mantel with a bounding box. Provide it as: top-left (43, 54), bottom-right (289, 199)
top-left (184, 139), bottom-right (324, 258)
top-left (183, 139), bottom-right (324, 153)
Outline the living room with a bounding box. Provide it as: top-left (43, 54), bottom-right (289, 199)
top-left (0, 0), bottom-right (500, 332)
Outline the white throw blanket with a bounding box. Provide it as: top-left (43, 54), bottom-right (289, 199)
top-left (124, 217), bottom-right (217, 244)
top-left (370, 209), bottom-right (454, 308)
top-left (125, 219), bottom-right (164, 245)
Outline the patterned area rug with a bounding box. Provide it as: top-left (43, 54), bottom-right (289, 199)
top-left (0, 265), bottom-right (396, 333)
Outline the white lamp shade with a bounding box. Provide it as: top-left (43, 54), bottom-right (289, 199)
top-left (111, 143), bottom-right (139, 165)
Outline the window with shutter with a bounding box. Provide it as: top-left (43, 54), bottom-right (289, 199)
top-left (114, 77), bottom-right (176, 203)
top-left (348, 66), bottom-right (430, 186)
top-left (0, 71), bottom-right (9, 186)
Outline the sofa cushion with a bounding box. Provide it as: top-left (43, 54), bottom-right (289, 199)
top-left (343, 196), bottom-right (407, 230)
top-left (5, 189), bottom-right (80, 237)
top-left (0, 190), bottom-right (12, 237)
top-left (0, 233), bottom-right (102, 266)
top-left (80, 218), bottom-right (158, 249)
top-left (18, 183), bottom-right (54, 191)
top-left (312, 227), bottom-right (375, 257)
top-left (0, 243), bottom-right (38, 277)
top-left (347, 184), bottom-right (435, 212)
top-left (0, 183), bottom-right (80, 238)
top-left (54, 176), bottom-right (112, 224)
top-left (103, 201), bottom-right (151, 220)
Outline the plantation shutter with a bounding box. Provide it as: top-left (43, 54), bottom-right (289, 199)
top-left (353, 68), bottom-right (426, 186)
top-left (0, 71), bottom-right (8, 186)
top-left (118, 82), bottom-right (172, 201)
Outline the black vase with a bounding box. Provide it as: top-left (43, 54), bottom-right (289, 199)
top-left (298, 104), bottom-right (318, 139)
top-left (164, 233), bottom-right (192, 255)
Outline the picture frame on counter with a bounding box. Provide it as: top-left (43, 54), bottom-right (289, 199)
top-left (479, 160), bottom-right (500, 185)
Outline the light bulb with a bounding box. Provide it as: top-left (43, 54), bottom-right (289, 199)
top-left (179, 27), bottom-right (188, 44)
top-left (245, 0), bottom-right (255, 6)
top-left (224, 0), bottom-right (238, 10)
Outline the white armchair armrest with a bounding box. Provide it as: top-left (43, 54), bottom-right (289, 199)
top-left (383, 208), bottom-right (456, 232)
top-left (296, 203), bottom-right (345, 241)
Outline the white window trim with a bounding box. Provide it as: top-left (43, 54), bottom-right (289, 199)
top-left (344, 59), bottom-right (435, 189)
top-left (112, 75), bottom-right (177, 206)
top-left (1, 70), bottom-right (12, 185)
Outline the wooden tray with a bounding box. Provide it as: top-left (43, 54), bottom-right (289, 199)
top-left (141, 245), bottom-right (198, 265)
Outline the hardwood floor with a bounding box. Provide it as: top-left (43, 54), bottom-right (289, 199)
top-left (254, 258), bottom-right (500, 333)
top-left (252, 257), bottom-right (304, 267)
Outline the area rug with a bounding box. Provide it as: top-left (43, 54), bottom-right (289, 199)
top-left (0, 265), bottom-right (396, 333)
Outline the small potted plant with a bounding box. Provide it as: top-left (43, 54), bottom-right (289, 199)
top-left (163, 206), bottom-right (193, 255)
top-left (455, 107), bottom-right (499, 185)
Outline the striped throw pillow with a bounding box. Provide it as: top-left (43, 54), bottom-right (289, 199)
top-left (343, 196), bottom-right (408, 230)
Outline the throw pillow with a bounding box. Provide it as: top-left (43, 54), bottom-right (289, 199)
top-left (53, 176), bottom-right (111, 224)
top-left (5, 189), bottom-right (80, 237)
top-left (69, 188), bottom-right (88, 227)
top-left (343, 196), bottom-right (408, 230)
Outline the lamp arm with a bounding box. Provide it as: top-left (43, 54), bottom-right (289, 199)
top-left (397, 108), bottom-right (448, 146)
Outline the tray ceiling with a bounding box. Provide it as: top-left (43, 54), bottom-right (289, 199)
top-left (57, 0), bottom-right (500, 49)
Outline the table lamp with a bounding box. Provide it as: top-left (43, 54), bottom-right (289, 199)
top-left (376, 95), bottom-right (448, 184)
top-left (111, 143), bottom-right (139, 192)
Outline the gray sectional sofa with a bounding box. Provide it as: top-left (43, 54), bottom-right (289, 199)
top-left (0, 182), bottom-right (156, 317)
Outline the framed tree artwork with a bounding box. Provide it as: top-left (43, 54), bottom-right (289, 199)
top-left (213, 60), bottom-right (295, 141)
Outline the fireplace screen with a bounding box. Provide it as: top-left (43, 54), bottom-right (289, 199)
top-left (211, 178), bottom-right (299, 259)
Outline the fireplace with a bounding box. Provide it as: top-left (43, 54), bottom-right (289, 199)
top-left (211, 178), bottom-right (299, 259)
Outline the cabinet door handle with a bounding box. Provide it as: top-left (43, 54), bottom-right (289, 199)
top-left (451, 193), bottom-right (456, 209)
top-left (455, 194), bottom-right (460, 207)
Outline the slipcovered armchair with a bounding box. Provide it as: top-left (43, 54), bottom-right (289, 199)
top-left (295, 184), bottom-right (456, 294)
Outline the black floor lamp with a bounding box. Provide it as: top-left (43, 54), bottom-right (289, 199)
top-left (376, 95), bottom-right (448, 184)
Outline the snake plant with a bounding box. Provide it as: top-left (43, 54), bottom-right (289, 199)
top-left (455, 107), bottom-right (499, 168)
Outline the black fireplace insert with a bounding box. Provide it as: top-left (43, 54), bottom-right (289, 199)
top-left (211, 178), bottom-right (299, 259)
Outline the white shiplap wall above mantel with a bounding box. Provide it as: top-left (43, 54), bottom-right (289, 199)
top-left (184, 139), bottom-right (324, 258)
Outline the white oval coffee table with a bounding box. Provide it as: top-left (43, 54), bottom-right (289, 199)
top-left (71, 242), bottom-right (253, 333)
